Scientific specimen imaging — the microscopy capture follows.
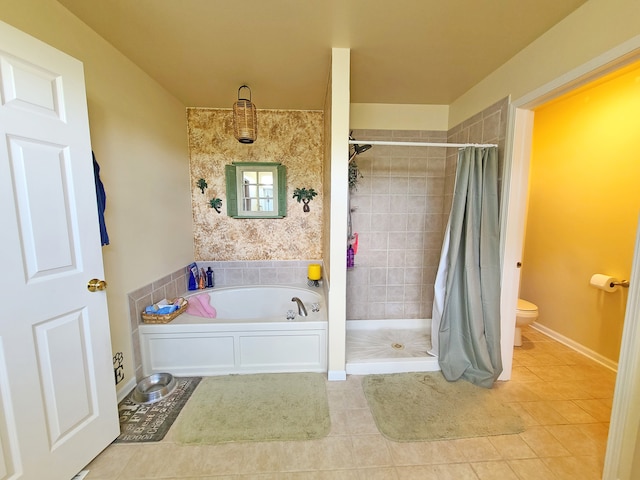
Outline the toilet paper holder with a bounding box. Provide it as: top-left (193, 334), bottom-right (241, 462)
top-left (590, 274), bottom-right (630, 292)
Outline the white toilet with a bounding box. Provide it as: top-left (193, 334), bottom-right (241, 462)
top-left (515, 299), bottom-right (538, 346)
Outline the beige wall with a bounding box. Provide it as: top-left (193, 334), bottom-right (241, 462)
top-left (520, 62), bottom-right (640, 363)
top-left (350, 104), bottom-right (449, 131)
top-left (0, 0), bottom-right (194, 394)
top-left (188, 108), bottom-right (323, 261)
top-left (449, 0), bottom-right (640, 127)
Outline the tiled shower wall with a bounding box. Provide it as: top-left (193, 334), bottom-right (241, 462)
top-left (346, 129), bottom-right (448, 320)
top-left (446, 97), bottom-right (509, 214)
top-left (347, 97), bottom-right (508, 322)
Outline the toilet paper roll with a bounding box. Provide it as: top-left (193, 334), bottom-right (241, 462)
top-left (590, 274), bottom-right (619, 292)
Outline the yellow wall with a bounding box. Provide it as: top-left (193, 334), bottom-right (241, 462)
top-left (449, 0), bottom-right (640, 127)
top-left (0, 0), bottom-right (194, 393)
top-left (521, 61), bottom-right (640, 362)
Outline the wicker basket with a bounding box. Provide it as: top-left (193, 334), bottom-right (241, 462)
top-left (141, 298), bottom-right (188, 324)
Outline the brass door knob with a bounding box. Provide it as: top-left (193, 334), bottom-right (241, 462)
top-left (87, 278), bottom-right (107, 292)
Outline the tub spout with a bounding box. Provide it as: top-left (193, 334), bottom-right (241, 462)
top-left (291, 297), bottom-right (308, 317)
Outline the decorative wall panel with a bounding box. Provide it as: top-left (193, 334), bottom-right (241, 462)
top-left (188, 109), bottom-right (323, 261)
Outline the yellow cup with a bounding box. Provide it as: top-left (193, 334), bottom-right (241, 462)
top-left (308, 264), bottom-right (322, 280)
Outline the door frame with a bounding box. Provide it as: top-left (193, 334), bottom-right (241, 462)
top-left (499, 35), bottom-right (640, 479)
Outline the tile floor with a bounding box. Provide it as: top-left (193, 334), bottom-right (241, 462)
top-left (83, 325), bottom-right (616, 479)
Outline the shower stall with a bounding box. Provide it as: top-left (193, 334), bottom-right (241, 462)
top-left (345, 129), bottom-right (450, 374)
top-left (344, 99), bottom-right (508, 375)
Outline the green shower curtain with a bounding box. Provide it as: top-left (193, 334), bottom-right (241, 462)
top-left (437, 146), bottom-right (502, 388)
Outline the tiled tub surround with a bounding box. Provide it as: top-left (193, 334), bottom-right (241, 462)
top-left (127, 260), bottom-right (321, 381)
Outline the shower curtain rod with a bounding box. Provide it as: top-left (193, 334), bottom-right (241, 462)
top-left (348, 140), bottom-right (497, 148)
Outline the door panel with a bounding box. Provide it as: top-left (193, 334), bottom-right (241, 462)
top-left (0, 20), bottom-right (118, 479)
top-left (34, 310), bottom-right (93, 449)
top-left (8, 137), bottom-right (76, 279)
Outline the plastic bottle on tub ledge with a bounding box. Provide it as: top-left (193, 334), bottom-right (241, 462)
top-left (206, 267), bottom-right (215, 288)
top-left (187, 262), bottom-right (199, 290)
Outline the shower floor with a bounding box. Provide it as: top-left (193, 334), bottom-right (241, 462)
top-left (346, 320), bottom-right (440, 375)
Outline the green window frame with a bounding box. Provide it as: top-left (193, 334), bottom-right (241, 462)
top-left (225, 162), bottom-right (287, 218)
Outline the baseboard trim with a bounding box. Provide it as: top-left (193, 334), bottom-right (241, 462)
top-left (531, 322), bottom-right (618, 372)
top-left (327, 370), bottom-right (347, 381)
top-left (116, 377), bottom-right (137, 403)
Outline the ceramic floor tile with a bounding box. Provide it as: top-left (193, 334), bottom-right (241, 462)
top-left (546, 400), bottom-right (599, 423)
top-left (527, 366), bottom-right (586, 382)
top-left (529, 381), bottom-right (595, 401)
top-left (84, 444), bottom-right (139, 479)
top-left (328, 409), bottom-right (350, 436)
top-left (345, 408), bottom-right (379, 435)
top-left (356, 467), bottom-right (399, 480)
top-left (545, 425), bottom-right (605, 457)
top-left (507, 458), bottom-right (559, 480)
top-left (518, 426), bottom-right (571, 457)
top-left (351, 434), bottom-right (394, 468)
top-left (488, 434), bottom-right (537, 459)
top-left (395, 463), bottom-right (480, 480)
top-left (542, 455), bottom-right (604, 480)
top-left (506, 402), bottom-right (542, 427)
top-left (518, 401), bottom-right (571, 425)
top-left (87, 324), bottom-right (619, 479)
top-left (510, 365), bottom-right (545, 382)
top-left (579, 422), bottom-right (610, 444)
top-left (491, 380), bottom-right (541, 402)
top-left (453, 437), bottom-right (502, 462)
top-left (279, 436), bottom-right (355, 472)
top-left (237, 441), bottom-right (285, 474)
top-left (470, 460), bottom-right (519, 480)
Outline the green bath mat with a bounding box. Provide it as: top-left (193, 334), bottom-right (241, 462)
top-left (172, 372), bottom-right (331, 444)
top-left (363, 372), bottom-right (525, 442)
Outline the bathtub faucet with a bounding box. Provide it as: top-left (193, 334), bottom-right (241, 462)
top-left (291, 297), bottom-right (308, 317)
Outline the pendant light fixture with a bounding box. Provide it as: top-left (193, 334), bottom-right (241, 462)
top-left (233, 85), bottom-right (257, 144)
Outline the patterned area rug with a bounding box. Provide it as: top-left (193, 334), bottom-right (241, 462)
top-left (114, 376), bottom-right (201, 443)
top-left (172, 373), bottom-right (330, 444)
top-left (363, 372), bottom-right (525, 442)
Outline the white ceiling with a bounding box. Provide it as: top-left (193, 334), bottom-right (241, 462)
top-left (56, 0), bottom-right (588, 110)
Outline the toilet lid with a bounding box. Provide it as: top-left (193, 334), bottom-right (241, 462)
top-left (517, 299), bottom-right (538, 312)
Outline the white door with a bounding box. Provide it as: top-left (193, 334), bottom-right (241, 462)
top-left (0, 21), bottom-right (119, 479)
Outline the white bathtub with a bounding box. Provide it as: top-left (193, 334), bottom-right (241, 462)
top-left (139, 285), bottom-right (327, 376)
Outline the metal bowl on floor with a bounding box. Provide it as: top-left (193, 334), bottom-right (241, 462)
top-left (132, 373), bottom-right (177, 404)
